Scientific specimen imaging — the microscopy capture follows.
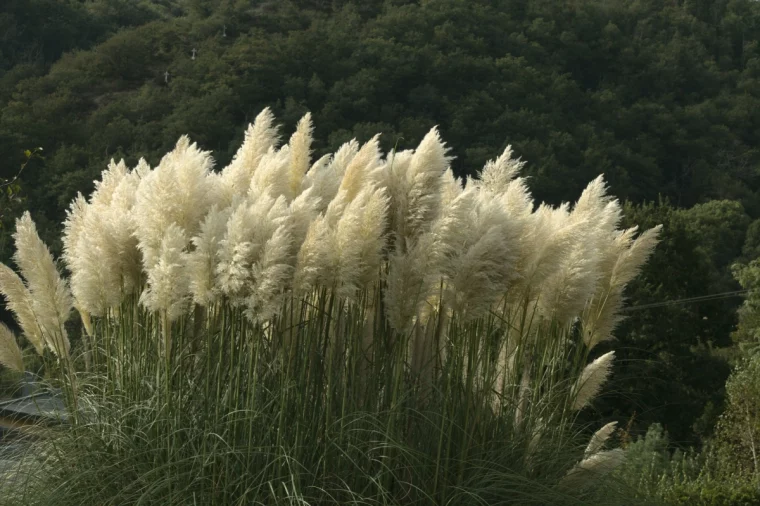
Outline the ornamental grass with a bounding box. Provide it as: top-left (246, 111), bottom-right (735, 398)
top-left (0, 109), bottom-right (660, 505)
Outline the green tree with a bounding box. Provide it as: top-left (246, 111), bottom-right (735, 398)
top-left (713, 355), bottom-right (760, 479)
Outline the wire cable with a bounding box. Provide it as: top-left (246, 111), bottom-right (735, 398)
top-left (621, 289), bottom-right (751, 312)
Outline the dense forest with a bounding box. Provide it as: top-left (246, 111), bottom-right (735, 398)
top-left (4, 0), bottom-right (760, 501)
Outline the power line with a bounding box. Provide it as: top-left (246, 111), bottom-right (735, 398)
top-left (621, 289), bottom-right (751, 313)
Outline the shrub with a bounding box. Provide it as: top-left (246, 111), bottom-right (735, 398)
top-left (0, 109), bottom-right (660, 505)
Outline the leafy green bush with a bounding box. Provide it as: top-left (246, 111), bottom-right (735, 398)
top-left (619, 423), bottom-right (760, 506)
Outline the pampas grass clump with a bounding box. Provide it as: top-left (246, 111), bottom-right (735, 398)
top-left (0, 109), bottom-right (660, 505)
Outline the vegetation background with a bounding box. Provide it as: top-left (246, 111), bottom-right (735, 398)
top-left (3, 0), bottom-right (760, 502)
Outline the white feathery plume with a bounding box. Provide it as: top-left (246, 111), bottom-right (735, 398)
top-left (571, 175), bottom-right (612, 222)
top-left (355, 186), bottom-right (390, 287)
top-left (139, 223), bottom-right (190, 321)
top-left (571, 351), bottom-right (615, 411)
top-left (330, 191), bottom-right (365, 298)
top-left (600, 226), bottom-right (638, 279)
top-left (61, 192), bottom-right (88, 275)
top-left (287, 187), bottom-right (322, 260)
top-left (502, 177), bottom-right (534, 218)
top-left (560, 448), bottom-right (625, 490)
top-left (512, 204), bottom-right (584, 302)
top-left (12, 212), bottom-right (72, 357)
top-left (205, 170), bottom-right (231, 212)
top-left (610, 225), bottom-right (663, 290)
top-left (535, 237), bottom-right (599, 326)
top-left (77, 304), bottom-right (93, 338)
top-left (107, 164), bottom-right (145, 293)
top-left (300, 154), bottom-right (339, 213)
top-left (71, 218), bottom-right (119, 316)
top-left (301, 137), bottom-right (361, 211)
top-left (331, 138), bottom-right (361, 179)
top-left (326, 135), bottom-right (383, 226)
top-left (374, 149), bottom-right (413, 224)
top-left (0, 322), bottom-right (24, 373)
top-left (440, 168), bottom-right (464, 210)
top-left (583, 225), bottom-right (661, 349)
top-left (89, 158), bottom-right (129, 208)
top-left (188, 205), bottom-right (232, 306)
top-left (438, 190), bottom-right (518, 319)
top-left (427, 183), bottom-right (477, 272)
top-left (389, 128), bottom-right (451, 249)
top-left (414, 185), bottom-right (476, 322)
top-left (221, 107), bottom-right (280, 199)
top-left (89, 163), bottom-right (145, 311)
top-left (62, 192), bottom-right (102, 320)
top-left (536, 180), bottom-right (626, 326)
top-left (534, 206), bottom-right (598, 325)
top-left (293, 216), bottom-right (331, 295)
top-left (286, 112), bottom-right (314, 201)
top-left (597, 200), bottom-right (623, 238)
top-left (475, 144), bottom-right (525, 194)
top-left (246, 222), bottom-right (294, 323)
top-left (585, 421), bottom-right (618, 458)
top-left (132, 136), bottom-right (216, 270)
top-left (0, 264), bottom-right (44, 355)
top-left (385, 230), bottom-right (440, 334)
top-left (329, 185), bottom-right (389, 299)
top-left (216, 194), bottom-right (288, 303)
top-left (67, 161), bottom-right (147, 316)
top-left (249, 145), bottom-right (292, 200)
top-left (339, 134), bottom-right (383, 203)
top-left (133, 156), bottom-right (151, 178)
top-left (215, 198), bottom-right (259, 300)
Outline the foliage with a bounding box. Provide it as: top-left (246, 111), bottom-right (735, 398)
top-left (0, 114), bottom-right (659, 504)
top-left (619, 423), bottom-right (760, 506)
top-left (731, 259), bottom-right (760, 354)
top-left (711, 355), bottom-right (760, 479)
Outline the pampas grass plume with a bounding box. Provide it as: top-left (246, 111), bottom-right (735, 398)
top-left (395, 127), bottom-right (450, 244)
top-left (0, 264), bottom-right (44, 355)
top-left (585, 421), bottom-right (618, 457)
top-left (293, 216), bottom-right (331, 295)
top-left (12, 212), bottom-right (72, 356)
top-left (583, 225), bottom-right (662, 349)
top-left (287, 112), bottom-right (314, 201)
top-left (339, 135), bottom-right (383, 202)
top-left (442, 191), bottom-right (517, 318)
top-left (221, 107), bottom-right (280, 199)
top-left (246, 223), bottom-right (294, 323)
top-left (139, 223), bottom-right (190, 321)
top-left (188, 205), bottom-right (231, 306)
top-left (560, 448), bottom-right (626, 490)
top-left (132, 137), bottom-right (215, 269)
top-left (476, 144), bottom-right (525, 194)
top-left (250, 145), bottom-right (292, 200)
top-left (89, 159), bottom-right (128, 208)
top-left (0, 322), bottom-right (24, 373)
top-left (572, 351), bottom-right (615, 411)
top-left (62, 192), bottom-right (88, 275)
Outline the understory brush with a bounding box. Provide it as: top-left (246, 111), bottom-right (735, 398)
top-left (619, 423), bottom-right (760, 506)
